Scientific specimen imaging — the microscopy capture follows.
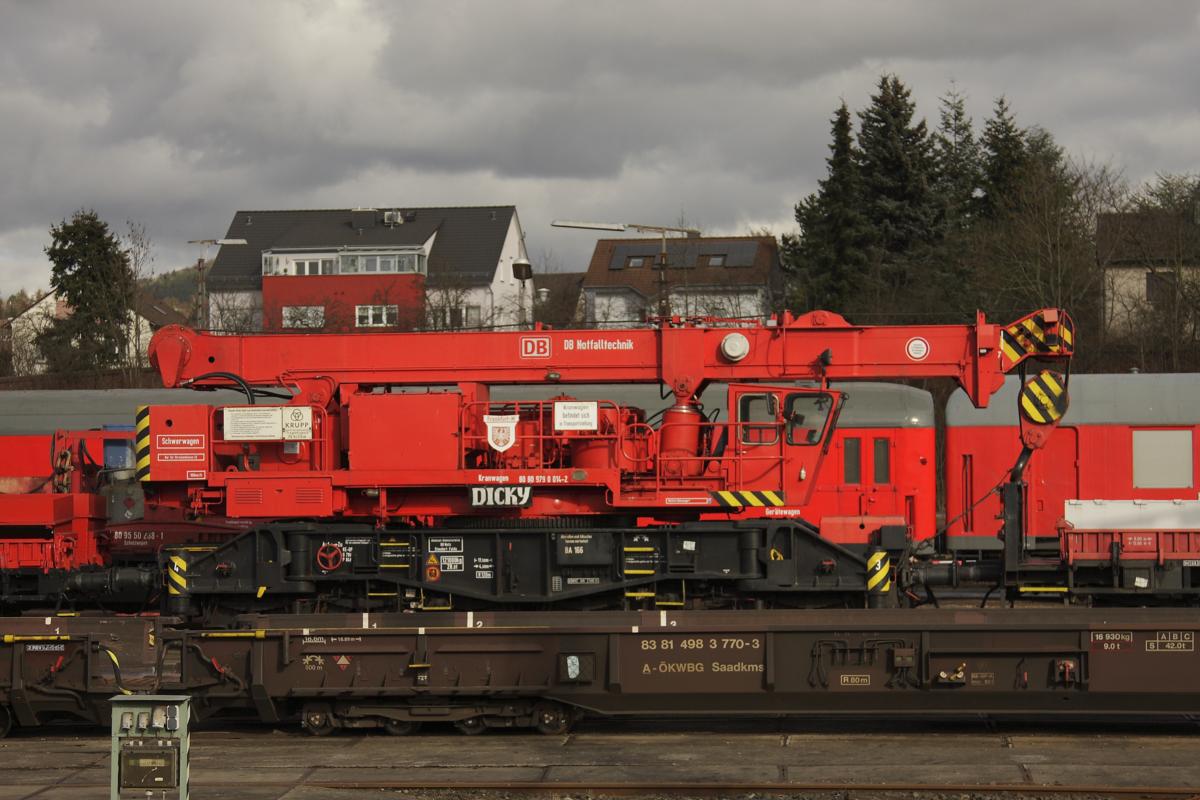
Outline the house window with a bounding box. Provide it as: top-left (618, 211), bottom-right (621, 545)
top-left (292, 260), bottom-right (328, 276)
top-left (266, 251), bottom-right (426, 277)
top-left (444, 305), bottom-right (483, 329)
top-left (282, 305), bottom-right (325, 328)
top-left (626, 256), bottom-right (648, 268)
top-left (1146, 271), bottom-right (1177, 307)
top-left (356, 305), bottom-right (399, 327)
top-left (704, 254), bottom-right (727, 267)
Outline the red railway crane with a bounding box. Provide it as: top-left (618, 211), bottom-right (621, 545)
top-left (135, 308), bottom-right (1073, 617)
top-left (145, 308), bottom-right (1071, 514)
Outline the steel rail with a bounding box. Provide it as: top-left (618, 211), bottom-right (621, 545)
top-left (47, 779), bottom-right (1200, 796)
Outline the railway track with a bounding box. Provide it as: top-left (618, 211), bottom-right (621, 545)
top-left (21, 779), bottom-right (1200, 797)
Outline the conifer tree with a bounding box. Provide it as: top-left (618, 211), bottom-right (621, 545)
top-left (978, 96), bottom-right (1027, 218)
top-left (783, 102), bottom-right (872, 310)
top-left (932, 85), bottom-right (982, 232)
top-left (36, 210), bottom-right (136, 373)
top-left (854, 75), bottom-right (939, 295)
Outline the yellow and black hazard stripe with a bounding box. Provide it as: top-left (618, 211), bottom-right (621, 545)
top-left (1059, 314), bottom-right (1074, 350)
top-left (866, 550), bottom-right (891, 595)
top-left (1000, 310), bottom-right (1076, 370)
top-left (712, 490), bottom-right (785, 508)
top-left (166, 554), bottom-right (187, 596)
top-left (1019, 370), bottom-right (1069, 425)
top-left (135, 405), bottom-right (151, 482)
top-left (1001, 314), bottom-right (1053, 361)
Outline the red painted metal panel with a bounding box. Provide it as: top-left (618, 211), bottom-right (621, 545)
top-left (348, 393), bottom-right (461, 471)
top-left (224, 476), bottom-right (334, 517)
top-left (946, 421), bottom-right (1200, 547)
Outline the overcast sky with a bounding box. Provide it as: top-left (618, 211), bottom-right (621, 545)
top-left (1, 0), bottom-right (1197, 295)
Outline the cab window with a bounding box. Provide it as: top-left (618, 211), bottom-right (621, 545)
top-left (738, 393), bottom-right (779, 445)
top-left (843, 437), bottom-right (862, 483)
top-left (785, 393), bottom-right (833, 446)
top-left (873, 437), bottom-right (891, 484)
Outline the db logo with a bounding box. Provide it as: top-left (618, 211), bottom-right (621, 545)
top-left (520, 335), bottom-right (551, 359)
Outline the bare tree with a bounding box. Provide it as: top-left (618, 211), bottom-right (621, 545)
top-left (208, 291), bottom-right (264, 333)
top-left (122, 221), bottom-right (155, 376)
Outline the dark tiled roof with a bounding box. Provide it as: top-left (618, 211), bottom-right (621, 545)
top-left (1097, 210), bottom-right (1200, 266)
top-left (134, 293), bottom-right (189, 328)
top-left (581, 236), bottom-right (781, 294)
top-left (207, 206), bottom-right (516, 291)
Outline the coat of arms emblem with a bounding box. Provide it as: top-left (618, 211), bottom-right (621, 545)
top-left (483, 414), bottom-right (520, 452)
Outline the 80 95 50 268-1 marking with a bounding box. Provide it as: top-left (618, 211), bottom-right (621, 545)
top-left (641, 637), bottom-right (762, 651)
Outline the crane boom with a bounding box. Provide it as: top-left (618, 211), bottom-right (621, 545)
top-left (150, 308), bottom-right (1073, 409)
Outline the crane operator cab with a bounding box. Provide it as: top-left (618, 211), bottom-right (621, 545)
top-left (705, 385), bottom-right (841, 507)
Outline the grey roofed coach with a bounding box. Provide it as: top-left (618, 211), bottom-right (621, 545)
top-left (947, 373), bottom-right (1200, 427)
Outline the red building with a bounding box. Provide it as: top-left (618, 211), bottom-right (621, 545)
top-left (262, 267), bottom-right (425, 332)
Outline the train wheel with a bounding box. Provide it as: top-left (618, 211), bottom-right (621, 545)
top-left (383, 719), bottom-right (421, 736)
top-left (454, 716), bottom-right (487, 735)
top-left (532, 702), bottom-right (574, 736)
top-left (301, 705), bottom-right (336, 737)
top-left (0, 706), bottom-right (11, 739)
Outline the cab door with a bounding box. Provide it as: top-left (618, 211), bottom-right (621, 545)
top-left (729, 385), bottom-right (839, 507)
top-left (731, 386), bottom-right (783, 490)
top-left (780, 389), bottom-right (840, 508)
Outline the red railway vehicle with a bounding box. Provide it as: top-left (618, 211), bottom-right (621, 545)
top-left (0, 390), bottom-right (267, 610)
top-left (946, 373), bottom-right (1200, 599)
top-left (791, 382), bottom-right (936, 548)
top-left (0, 383), bottom-right (937, 611)
top-left (130, 308), bottom-right (1069, 618)
top-left (0, 308), bottom-right (1074, 617)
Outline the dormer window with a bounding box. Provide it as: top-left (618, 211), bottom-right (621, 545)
top-left (264, 248), bottom-right (427, 276)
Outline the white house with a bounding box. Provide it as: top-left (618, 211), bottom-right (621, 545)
top-left (581, 236), bottom-right (783, 328)
top-left (3, 291), bottom-right (188, 376)
top-left (205, 206), bottom-right (532, 332)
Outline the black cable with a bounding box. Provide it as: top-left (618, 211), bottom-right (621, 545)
top-left (181, 371), bottom-right (255, 404)
top-left (252, 388), bottom-right (294, 400)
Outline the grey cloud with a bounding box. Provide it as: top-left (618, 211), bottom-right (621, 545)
top-left (0, 0), bottom-right (1197, 294)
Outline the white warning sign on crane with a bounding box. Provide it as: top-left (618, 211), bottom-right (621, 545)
top-left (554, 401), bottom-right (598, 431)
top-left (223, 407), bottom-right (283, 440)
